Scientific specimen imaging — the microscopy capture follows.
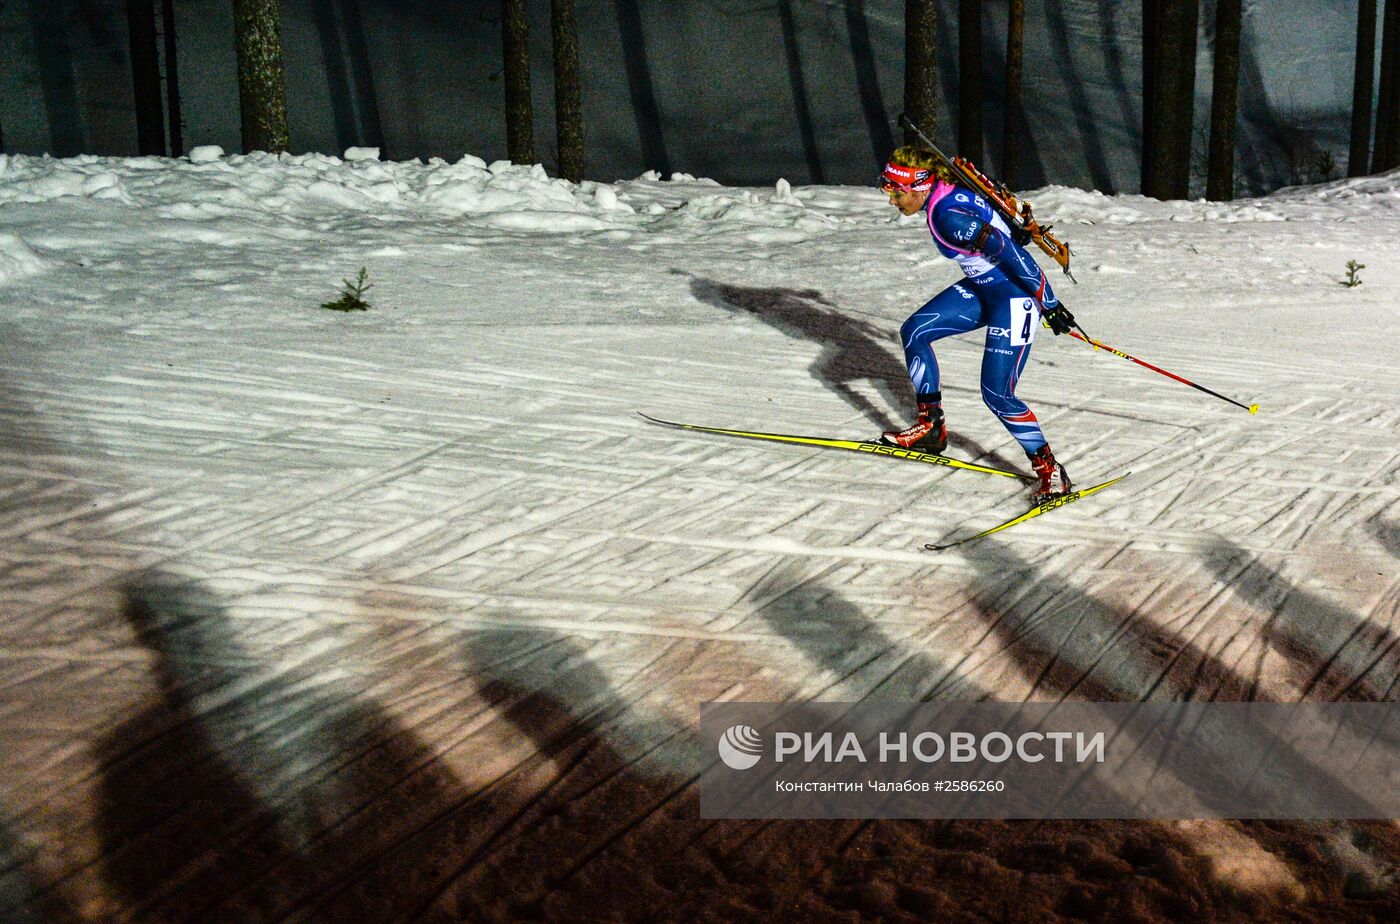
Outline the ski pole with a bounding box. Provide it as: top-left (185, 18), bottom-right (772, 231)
top-left (1066, 330), bottom-right (1259, 414)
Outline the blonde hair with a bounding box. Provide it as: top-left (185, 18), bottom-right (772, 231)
top-left (889, 145), bottom-right (955, 182)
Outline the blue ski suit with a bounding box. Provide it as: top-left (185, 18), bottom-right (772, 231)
top-left (900, 180), bottom-right (1058, 454)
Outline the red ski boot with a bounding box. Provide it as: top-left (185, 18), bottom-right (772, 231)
top-left (880, 402), bottom-right (947, 454)
top-left (1028, 445), bottom-right (1073, 506)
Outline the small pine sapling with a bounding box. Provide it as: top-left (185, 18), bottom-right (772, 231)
top-left (1343, 259), bottom-right (1365, 288)
top-left (1314, 150), bottom-right (1337, 183)
top-left (323, 266), bottom-right (373, 311)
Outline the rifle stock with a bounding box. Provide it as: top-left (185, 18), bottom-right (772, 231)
top-left (900, 114), bottom-right (1076, 281)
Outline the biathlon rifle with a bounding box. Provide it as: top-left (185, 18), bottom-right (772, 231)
top-left (900, 113), bottom-right (1076, 283)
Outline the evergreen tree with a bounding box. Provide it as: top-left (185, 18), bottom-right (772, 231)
top-left (1003, 0), bottom-right (1024, 185)
top-left (1375, 0), bottom-right (1400, 171)
top-left (1206, 0), bottom-right (1241, 200)
top-left (904, 0), bottom-right (938, 147)
top-left (958, 0), bottom-right (983, 161)
top-left (551, 0), bottom-right (584, 181)
top-left (232, 0), bottom-right (289, 153)
top-left (126, 0), bottom-right (165, 155)
top-left (502, 0), bottom-right (535, 164)
top-left (1142, 0), bottom-right (1198, 199)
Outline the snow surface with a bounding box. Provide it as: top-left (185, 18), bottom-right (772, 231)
top-left (2, 151), bottom-right (1399, 919)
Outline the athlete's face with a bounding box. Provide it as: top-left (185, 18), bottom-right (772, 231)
top-left (885, 184), bottom-right (931, 216)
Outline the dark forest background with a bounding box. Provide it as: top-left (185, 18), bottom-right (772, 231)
top-left (0, 0), bottom-right (1395, 198)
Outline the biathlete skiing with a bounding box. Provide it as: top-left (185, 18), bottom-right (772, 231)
top-left (642, 137), bottom-right (1253, 546)
top-left (877, 145), bottom-right (1078, 506)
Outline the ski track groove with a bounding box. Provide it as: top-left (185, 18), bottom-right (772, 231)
top-left (11, 433), bottom-right (479, 628)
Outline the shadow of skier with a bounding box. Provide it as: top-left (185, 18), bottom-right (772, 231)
top-left (687, 275), bottom-right (907, 432)
top-left (684, 273), bottom-right (1019, 470)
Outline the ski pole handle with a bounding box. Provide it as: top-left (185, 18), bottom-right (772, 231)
top-left (1067, 331), bottom-right (1259, 414)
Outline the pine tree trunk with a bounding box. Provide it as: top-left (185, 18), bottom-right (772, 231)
top-left (342, 0), bottom-right (385, 156)
top-left (1206, 0), bottom-right (1240, 200)
top-left (1002, 0), bottom-right (1024, 186)
top-left (847, 0), bottom-right (894, 164)
top-left (1142, 0), bottom-right (1157, 191)
top-left (958, 0), bottom-right (982, 161)
top-left (126, 0), bottom-right (165, 154)
top-left (904, 0), bottom-right (938, 147)
top-left (231, 0), bottom-right (289, 153)
top-left (162, 0), bottom-right (183, 157)
top-left (551, 0), bottom-right (584, 181)
top-left (501, 0), bottom-right (535, 164)
top-left (779, 0), bottom-right (824, 183)
top-left (1375, 0), bottom-right (1400, 172)
top-left (1349, 0), bottom-right (1377, 176)
top-left (1142, 0), bottom-right (1198, 199)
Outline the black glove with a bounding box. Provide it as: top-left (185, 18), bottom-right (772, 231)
top-left (1041, 303), bottom-right (1075, 336)
top-left (1011, 226), bottom-right (1033, 247)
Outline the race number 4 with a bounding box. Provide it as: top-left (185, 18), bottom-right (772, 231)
top-left (1010, 298), bottom-right (1037, 346)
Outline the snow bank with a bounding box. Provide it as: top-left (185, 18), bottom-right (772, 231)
top-left (4, 150), bottom-right (1391, 252)
top-left (0, 152), bottom-right (837, 236)
top-left (1031, 171), bottom-right (1400, 226)
top-left (0, 232), bottom-right (52, 286)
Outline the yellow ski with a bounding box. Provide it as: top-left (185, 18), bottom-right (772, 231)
top-left (924, 475), bottom-right (1129, 551)
top-left (639, 413), bottom-right (1024, 479)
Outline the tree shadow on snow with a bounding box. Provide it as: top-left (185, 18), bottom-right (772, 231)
top-left (411, 627), bottom-right (727, 921)
top-left (613, 0), bottom-right (671, 177)
top-left (94, 574), bottom-right (471, 923)
top-left (842, 0), bottom-right (894, 168)
top-left (1200, 539), bottom-right (1400, 705)
top-left (0, 807), bottom-right (82, 924)
top-left (313, 0), bottom-right (384, 157)
top-left (776, 0), bottom-right (825, 185)
top-left (1368, 517), bottom-right (1400, 562)
top-left (1043, 0), bottom-right (1116, 192)
top-left (962, 542), bottom-right (1258, 703)
top-left (746, 565), bottom-right (978, 701)
top-left (741, 562), bottom-right (1242, 921)
top-left (438, 627), bottom-right (880, 921)
top-left (1198, 538), bottom-right (1400, 899)
top-left (959, 541), bottom-right (1400, 904)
